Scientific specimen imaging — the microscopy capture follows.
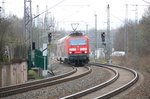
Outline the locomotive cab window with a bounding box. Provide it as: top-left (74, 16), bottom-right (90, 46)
top-left (70, 38), bottom-right (86, 45)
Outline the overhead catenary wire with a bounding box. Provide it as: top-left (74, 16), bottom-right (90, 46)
top-left (104, 0), bottom-right (109, 4)
top-left (143, 0), bottom-right (150, 4)
top-left (33, 0), bottom-right (66, 19)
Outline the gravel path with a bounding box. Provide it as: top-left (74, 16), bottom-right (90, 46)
top-left (3, 66), bottom-right (111, 99)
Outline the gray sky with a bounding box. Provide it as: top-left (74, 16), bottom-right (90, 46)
top-left (2, 0), bottom-right (149, 30)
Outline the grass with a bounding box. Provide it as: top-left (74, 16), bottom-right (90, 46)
top-left (28, 69), bottom-right (43, 80)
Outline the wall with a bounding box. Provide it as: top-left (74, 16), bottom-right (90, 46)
top-left (0, 61), bottom-right (27, 87)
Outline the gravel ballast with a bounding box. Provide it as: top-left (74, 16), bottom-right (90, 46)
top-left (2, 66), bottom-right (111, 99)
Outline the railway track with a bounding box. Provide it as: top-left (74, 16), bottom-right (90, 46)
top-left (0, 66), bottom-right (76, 93)
top-left (1, 63), bottom-right (139, 99)
top-left (61, 63), bottom-right (139, 99)
top-left (0, 66), bottom-right (91, 98)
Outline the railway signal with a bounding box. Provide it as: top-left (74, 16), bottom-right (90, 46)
top-left (101, 32), bottom-right (105, 42)
top-left (32, 42), bottom-right (35, 50)
top-left (48, 32), bottom-right (52, 43)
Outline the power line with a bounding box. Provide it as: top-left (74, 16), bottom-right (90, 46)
top-left (57, 5), bottom-right (90, 7)
top-left (110, 13), bottom-right (124, 23)
top-left (104, 0), bottom-right (109, 4)
top-left (143, 0), bottom-right (150, 4)
top-left (33, 0), bottom-right (66, 19)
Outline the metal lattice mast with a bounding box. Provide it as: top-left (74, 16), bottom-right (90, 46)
top-left (24, 0), bottom-right (32, 58)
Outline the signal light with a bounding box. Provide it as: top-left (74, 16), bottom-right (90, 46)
top-left (48, 32), bottom-right (52, 43)
top-left (101, 32), bottom-right (105, 42)
top-left (84, 51), bottom-right (87, 53)
top-left (32, 42), bottom-right (35, 50)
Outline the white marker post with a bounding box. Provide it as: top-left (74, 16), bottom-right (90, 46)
top-left (42, 43), bottom-right (48, 76)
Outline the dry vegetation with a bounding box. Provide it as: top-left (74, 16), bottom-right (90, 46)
top-left (110, 5), bottom-right (150, 99)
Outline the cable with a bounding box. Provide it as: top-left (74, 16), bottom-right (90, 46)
top-left (110, 13), bottom-right (136, 26)
top-left (143, 0), bottom-right (150, 4)
top-left (105, 0), bottom-right (109, 4)
top-left (110, 13), bottom-right (124, 23)
top-left (33, 0), bottom-right (66, 19)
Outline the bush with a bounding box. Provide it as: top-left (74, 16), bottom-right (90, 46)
top-left (28, 69), bottom-right (43, 80)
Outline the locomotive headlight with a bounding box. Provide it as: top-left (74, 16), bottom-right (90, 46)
top-left (69, 48), bottom-right (76, 51)
top-left (69, 52), bottom-right (72, 54)
top-left (80, 48), bottom-right (87, 51)
top-left (84, 51), bottom-right (87, 53)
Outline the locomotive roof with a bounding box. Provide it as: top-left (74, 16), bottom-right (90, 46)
top-left (57, 33), bottom-right (88, 44)
top-left (69, 32), bottom-right (83, 36)
top-left (57, 35), bottom-right (69, 43)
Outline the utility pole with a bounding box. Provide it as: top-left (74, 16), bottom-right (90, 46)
top-left (94, 13), bottom-right (97, 60)
top-left (0, 6), bottom-right (1, 17)
top-left (44, 5), bottom-right (49, 43)
top-left (129, 4), bottom-right (139, 65)
top-left (134, 4), bottom-right (138, 66)
top-left (0, 0), bottom-right (5, 17)
top-left (86, 24), bottom-right (88, 35)
top-left (2, 0), bottom-right (5, 17)
top-left (125, 4), bottom-right (128, 61)
top-left (106, 4), bottom-right (111, 64)
top-left (35, 5), bottom-right (39, 27)
top-left (36, 5), bottom-right (40, 49)
top-left (44, 5), bottom-right (50, 70)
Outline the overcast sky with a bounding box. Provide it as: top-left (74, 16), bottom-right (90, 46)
top-left (2, 0), bottom-right (149, 30)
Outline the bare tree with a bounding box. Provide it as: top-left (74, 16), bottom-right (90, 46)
top-left (0, 17), bottom-right (10, 62)
top-left (139, 6), bottom-right (150, 55)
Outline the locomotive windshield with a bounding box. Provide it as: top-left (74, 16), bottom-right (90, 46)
top-left (70, 38), bottom-right (86, 45)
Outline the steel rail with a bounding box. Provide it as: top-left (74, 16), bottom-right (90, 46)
top-left (61, 64), bottom-right (119, 99)
top-left (94, 64), bottom-right (139, 99)
top-left (61, 63), bottom-right (138, 99)
top-left (0, 66), bottom-right (91, 98)
top-left (0, 66), bottom-right (76, 92)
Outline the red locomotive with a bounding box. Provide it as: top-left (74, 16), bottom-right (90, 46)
top-left (56, 32), bottom-right (90, 66)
